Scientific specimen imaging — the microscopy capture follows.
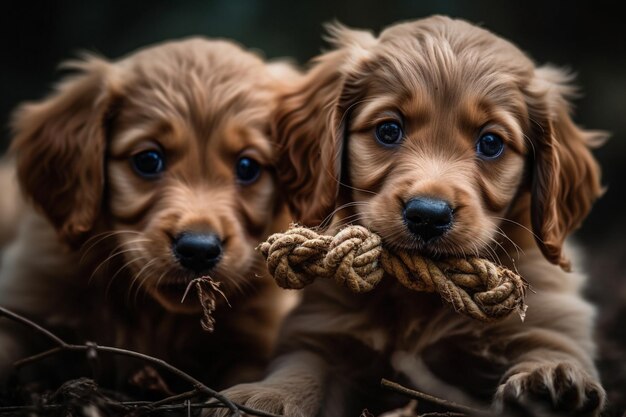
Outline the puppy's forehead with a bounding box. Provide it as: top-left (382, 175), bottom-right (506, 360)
top-left (120, 38), bottom-right (275, 131)
top-left (370, 17), bottom-right (535, 103)
top-left (378, 16), bottom-right (530, 67)
top-left (124, 37), bottom-right (269, 77)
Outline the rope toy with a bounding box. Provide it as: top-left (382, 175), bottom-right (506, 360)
top-left (258, 225), bottom-right (528, 322)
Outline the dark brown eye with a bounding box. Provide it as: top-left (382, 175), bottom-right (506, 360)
top-left (236, 157), bottom-right (261, 184)
top-left (476, 133), bottom-right (505, 159)
top-left (375, 121), bottom-right (403, 146)
top-left (132, 150), bottom-right (165, 178)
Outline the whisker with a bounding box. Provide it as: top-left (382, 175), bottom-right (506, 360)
top-left (88, 240), bottom-right (150, 285)
top-left (336, 180), bottom-right (378, 197)
top-left (134, 264), bottom-right (176, 306)
top-left (103, 255), bottom-right (148, 301)
top-left (319, 201), bottom-right (369, 229)
top-left (330, 212), bottom-right (367, 229)
top-left (493, 216), bottom-right (542, 242)
top-left (123, 257), bottom-right (159, 303)
top-left (494, 226), bottom-right (525, 257)
top-left (476, 235), bottom-right (502, 264)
top-left (81, 229), bottom-right (142, 247)
top-left (80, 230), bottom-right (142, 263)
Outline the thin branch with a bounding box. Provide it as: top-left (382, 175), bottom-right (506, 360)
top-left (380, 379), bottom-right (485, 415)
top-left (0, 400), bottom-right (289, 416)
top-left (14, 346), bottom-right (64, 368)
top-left (147, 388), bottom-right (201, 408)
top-left (15, 343), bottom-right (243, 416)
top-left (0, 405), bottom-right (63, 414)
top-left (0, 306), bottom-right (286, 417)
top-left (0, 306), bottom-right (66, 346)
top-left (141, 402), bottom-right (288, 416)
top-left (146, 402), bottom-right (222, 412)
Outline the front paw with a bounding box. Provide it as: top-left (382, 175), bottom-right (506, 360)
top-left (493, 362), bottom-right (605, 416)
top-left (205, 382), bottom-right (317, 417)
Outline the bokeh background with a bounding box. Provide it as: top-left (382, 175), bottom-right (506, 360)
top-left (1, 0), bottom-right (625, 413)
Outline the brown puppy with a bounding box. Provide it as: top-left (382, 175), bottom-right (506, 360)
top-left (0, 38), bottom-right (297, 391)
top-left (220, 16), bottom-right (606, 417)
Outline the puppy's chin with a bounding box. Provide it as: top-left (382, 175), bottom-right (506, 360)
top-left (147, 283), bottom-right (203, 314)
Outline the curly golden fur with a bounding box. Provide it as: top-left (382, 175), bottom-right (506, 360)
top-left (218, 16), bottom-right (607, 417)
top-left (0, 38), bottom-right (298, 390)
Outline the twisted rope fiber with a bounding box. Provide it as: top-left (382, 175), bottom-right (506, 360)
top-left (258, 225), bottom-right (528, 322)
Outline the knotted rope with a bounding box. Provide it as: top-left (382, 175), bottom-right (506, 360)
top-left (258, 225), bottom-right (528, 322)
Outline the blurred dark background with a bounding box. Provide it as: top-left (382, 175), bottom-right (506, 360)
top-left (1, 0), bottom-right (624, 413)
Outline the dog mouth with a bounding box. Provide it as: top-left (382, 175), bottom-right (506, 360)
top-left (153, 275), bottom-right (227, 331)
top-left (390, 229), bottom-right (493, 261)
top-left (388, 238), bottom-right (451, 258)
top-left (149, 276), bottom-right (203, 313)
top-left (158, 280), bottom-right (191, 298)
top-left (374, 224), bottom-right (467, 259)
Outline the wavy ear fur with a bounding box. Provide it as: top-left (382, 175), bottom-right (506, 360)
top-left (272, 23), bottom-right (376, 227)
top-left (526, 66), bottom-right (606, 270)
top-left (10, 56), bottom-right (121, 246)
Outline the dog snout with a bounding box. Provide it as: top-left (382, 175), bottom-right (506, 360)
top-left (173, 232), bottom-right (223, 273)
top-left (403, 197), bottom-right (453, 242)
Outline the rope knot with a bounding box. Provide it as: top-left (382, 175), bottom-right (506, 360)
top-left (258, 225), bottom-right (528, 322)
top-left (325, 225), bottom-right (384, 292)
top-left (258, 227), bottom-right (332, 289)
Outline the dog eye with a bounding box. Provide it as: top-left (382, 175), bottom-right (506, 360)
top-left (236, 157), bottom-right (261, 184)
top-left (132, 150), bottom-right (165, 178)
top-left (375, 121), bottom-right (403, 146)
top-left (476, 133), bottom-right (505, 158)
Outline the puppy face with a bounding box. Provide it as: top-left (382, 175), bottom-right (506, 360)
top-left (344, 33), bottom-right (530, 258)
top-left (12, 39), bottom-right (292, 313)
top-left (275, 16), bottom-right (604, 269)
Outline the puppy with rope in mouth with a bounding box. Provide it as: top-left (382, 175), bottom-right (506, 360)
top-left (212, 16), bottom-right (607, 417)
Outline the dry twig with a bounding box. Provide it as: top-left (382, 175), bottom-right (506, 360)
top-left (380, 379), bottom-right (488, 416)
top-left (181, 276), bottom-right (231, 332)
top-left (0, 306), bottom-right (281, 417)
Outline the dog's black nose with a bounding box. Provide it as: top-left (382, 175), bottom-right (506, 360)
top-left (404, 197), bottom-right (453, 242)
top-left (173, 232), bottom-right (222, 273)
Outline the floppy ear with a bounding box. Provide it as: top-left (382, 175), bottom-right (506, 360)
top-left (526, 67), bottom-right (606, 270)
top-left (10, 55), bottom-right (120, 246)
top-left (272, 23), bottom-right (375, 227)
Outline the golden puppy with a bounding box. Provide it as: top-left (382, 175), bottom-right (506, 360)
top-left (0, 38), bottom-right (297, 391)
top-left (220, 16), bottom-right (606, 417)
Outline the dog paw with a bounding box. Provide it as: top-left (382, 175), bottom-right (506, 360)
top-left (203, 382), bottom-right (315, 417)
top-left (493, 362), bottom-right (605, 416)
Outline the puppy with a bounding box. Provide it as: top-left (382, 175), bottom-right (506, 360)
top-left (221, 16), bottom-right (607, 416)
top-left (0, 38), bottom-right (297, 391)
